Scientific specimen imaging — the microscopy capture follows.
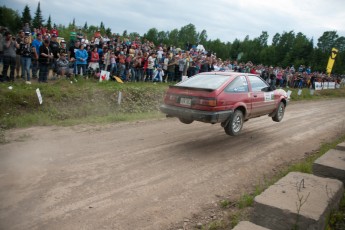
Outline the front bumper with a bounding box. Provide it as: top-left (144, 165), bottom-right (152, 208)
top-left (160, 104), bottom-right (233, 124)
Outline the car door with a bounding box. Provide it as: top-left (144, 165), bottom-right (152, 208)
top-left (247, 75), bottom-right (276, 116)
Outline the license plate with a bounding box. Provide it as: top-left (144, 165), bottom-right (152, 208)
top-left (180, 97), bottom-right (191, 106)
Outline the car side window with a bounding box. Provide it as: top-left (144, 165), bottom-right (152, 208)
top-left (248, 75), bottom-right (269, 92)
top-left (224, 76), bottom-right (248, 93)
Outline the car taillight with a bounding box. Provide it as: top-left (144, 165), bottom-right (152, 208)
top-left (196, 98), bottom-right (217, 107)
top-left (166, 93), bottom-right (178, 102)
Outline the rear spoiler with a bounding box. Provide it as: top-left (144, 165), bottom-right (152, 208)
top-left (169, 85), bottom-right (215, 92)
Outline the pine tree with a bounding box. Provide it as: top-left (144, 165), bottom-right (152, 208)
top-left (32, 1), bottom-right (44, 29)
top-left (83, 21), bottom-right (88, 30)
top-left (46, 15), bottom-right (52, 30)
top-left (21, 4), bottom-right (32, 26)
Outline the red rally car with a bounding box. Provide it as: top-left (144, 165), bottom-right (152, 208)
top-left (160, 72), bottom-right (288, 136)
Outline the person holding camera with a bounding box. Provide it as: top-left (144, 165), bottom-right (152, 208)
top-left (38, 39), bottom-right (54, 83)
top-left (2, 31), bottom-right (19, 82)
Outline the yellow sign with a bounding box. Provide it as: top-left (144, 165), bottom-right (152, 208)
top-left (326, 48), bottom-right (338, 76)
top-left (114, 76), bottom-right (124, 83)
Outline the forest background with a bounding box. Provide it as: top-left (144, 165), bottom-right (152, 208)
top-left (1, 3), bottom-right (344, 74)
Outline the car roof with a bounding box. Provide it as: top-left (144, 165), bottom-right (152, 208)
top-left (197, 71), bottom-right (258, 77)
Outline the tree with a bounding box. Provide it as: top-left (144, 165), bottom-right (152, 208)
top-left (46, 15), bottom-right (52, 30)
top-left (256, 31), bottom-right (269, 47)
top-left (168, 29), bottom-right (179, 46)
top-left (83, 21), bottom-right (88, 30)
top-left (0, 6), bottom-right (22, 32)
top-left (21, 4), bottom-right (32, 26)
top-left (32, 1), bottom-right (44, 28)
top-left (100, 21), bottom-right (105, 30)
top-left (197, 29), bottom-right (208, 45)
top-left (178, 23), bottom-right (198, 49)
top-left (317, 31), bottom-right (339, 53)
top-left (144, 28), bottom-right (159, 44)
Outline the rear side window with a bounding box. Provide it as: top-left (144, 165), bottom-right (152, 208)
top-left (224, 76), bottom-right (248, 93)
top-left (248, 75), bottom-right (269, 92)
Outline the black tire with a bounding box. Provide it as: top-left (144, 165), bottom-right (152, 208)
top-left (179, 118), bottom-right (194, 124)
top-left (272, 102), bottom-right (285, 122)
top-left (224, 110), bottom-right (244, 136)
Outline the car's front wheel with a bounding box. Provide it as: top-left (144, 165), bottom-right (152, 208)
top-left (179, 118), bottom-right (194, 124)
top-left (224, 110), bottom-right (243, 136)
top-left (272, 102), bottom-right (285, 122)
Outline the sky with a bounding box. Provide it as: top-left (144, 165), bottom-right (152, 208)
top-left (4, 0), bottom-right (345, 45)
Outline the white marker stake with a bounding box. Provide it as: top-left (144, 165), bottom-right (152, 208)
top-left (36, 88), bottom-right (43, 104)
top-left (118, 91), bottom-right (122, 105)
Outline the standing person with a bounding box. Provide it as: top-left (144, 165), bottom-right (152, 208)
top-left (178, 53), bottom-right (186, 81)
top-left (268, 67), bottom-right (276, 90)
top-left (31, 33), bottom-right (43, 79)
top-left (68, 40), bottom-right (80, 75)
top-left (166, 54), bottom-right (176, 82)
top-left (49, 34), bottom-right (60, 79)
top-left (20, 36), bottom-right (35, 84)
top-left (50, 26), bottom-right (58, 37)
top-left (146, 53), bottom-right (156, 81)
top-left (0, 27), bottom-right (5, 66)
top-left (15, 30), bottom-right (25, 79)
top-left (133, 52), bottom-right (143, 81)
top-left (109, 51), bottom-right (117, 75)
top-left (38, 39), bottom-right (53, 83)
top-left (2, 31), bottom-right (19, 82)
top-left (88, 47), bottom-right (99, 71)
top-left (75, 44), bottom-right (88, 76)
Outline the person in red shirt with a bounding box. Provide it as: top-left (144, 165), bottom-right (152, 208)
top-left (88, 47), bottom-right (99, 71)
top-left (51, 26), bottom-right (59, 37)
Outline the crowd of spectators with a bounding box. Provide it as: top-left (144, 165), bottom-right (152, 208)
top-left (0, 23), bottom-right (343, 88)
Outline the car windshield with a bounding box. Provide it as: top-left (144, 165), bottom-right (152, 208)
top-left (176, 74), bottom-right (232, 90)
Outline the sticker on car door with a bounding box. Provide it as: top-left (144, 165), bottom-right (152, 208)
top-left (264, 92), bottom-right (274, 101)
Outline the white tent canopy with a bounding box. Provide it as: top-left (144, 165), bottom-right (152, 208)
top-left (196, 44), bottom-right (205, 52)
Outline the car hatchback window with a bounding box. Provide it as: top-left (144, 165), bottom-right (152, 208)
top-left (224, 76), bottom-right (248, 93)
top-left (177, 74), bottom-right (232, 90)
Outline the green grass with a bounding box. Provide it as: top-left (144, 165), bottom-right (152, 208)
top-left (1, 80), bottom-right (344, 130)
top-left (0, 78), bottom-right (168, 129)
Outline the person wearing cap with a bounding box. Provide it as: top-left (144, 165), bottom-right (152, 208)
top-left (38, 39), bottom-right (54, 83)
top-left (68, 40), bottom-right (80, 75)
top-left (2, 31), bottom-right (20, 82)
top-left (31, 33), bottom-right (42, 78)
top-left (50, 26), bottom-right (58, 37)
top-left (56, 52), bottom-right (71, 78)
top-left (49, 34), bottom-right (60, 79)
top-left (59, 40), bottom-right (67, 55)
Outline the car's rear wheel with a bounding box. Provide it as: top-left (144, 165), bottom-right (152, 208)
top-left (179, 118), bottom-right (194, 124)
top-left (272, 102), bottom-right (285, 122)
top-left (224, 110), bottom-right (243, 136)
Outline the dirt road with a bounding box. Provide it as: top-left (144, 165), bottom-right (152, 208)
top-left (1, 99), bottom-right (345, 230)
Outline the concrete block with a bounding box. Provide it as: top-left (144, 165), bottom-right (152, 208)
top-left (252, 172), bottom-right (344, 230)
top-left (336, 141), bottom-right (345, 151)
top-left (232, 221), bottom-right (271, 230)
top-left (313, 149), bottom-right (345, 184)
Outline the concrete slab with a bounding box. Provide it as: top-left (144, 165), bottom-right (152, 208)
top-left (232, 221), bottom-right (271, 230)
top-left (313, 149), bottom-right (345, 184)
top-left (336, 142), bottom-right (345, 151)
top-left (252, 172), bottom-right (344, 230)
